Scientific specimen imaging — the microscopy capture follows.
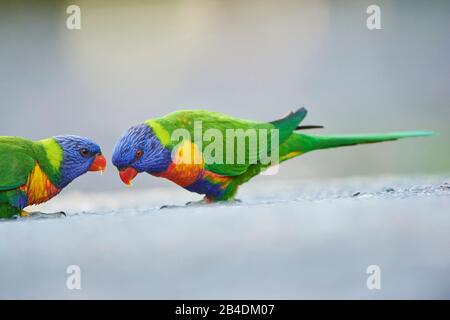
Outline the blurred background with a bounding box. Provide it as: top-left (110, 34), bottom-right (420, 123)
top-left (0, 0), bottom-right (449, 192)
top-left (1, 0), bottom-right (450, 300)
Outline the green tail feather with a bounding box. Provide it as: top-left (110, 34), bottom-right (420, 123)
top-left (279, 131), bottom-right (435, 161)
top-left (297, 131), bottom-right (436, 153)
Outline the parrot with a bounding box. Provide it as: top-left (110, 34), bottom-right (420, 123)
top-left (0, 135), bottom-right (106, 219)
top-left (112, 108), bottom-right (434, 204)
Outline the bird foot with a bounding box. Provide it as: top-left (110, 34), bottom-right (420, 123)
top-left (18, 211), bottom-right (66, 219)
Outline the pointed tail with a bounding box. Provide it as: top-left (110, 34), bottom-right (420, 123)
top-left (279, 131), bottom-right (435, 162)
top-left (297, 131), bottom-right (436, 153)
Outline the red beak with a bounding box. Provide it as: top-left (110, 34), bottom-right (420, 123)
top-left (119, 167), bottom-right (138, 186)
top-left (89, 154), bottom-right (107, 172)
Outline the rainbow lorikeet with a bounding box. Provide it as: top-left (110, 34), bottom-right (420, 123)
top-left (112, 108), bottom-right (433, 203)
top-left (0, 135), bottom-right (106, 218)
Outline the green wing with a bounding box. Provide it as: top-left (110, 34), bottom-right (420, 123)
top-left (147, 108), bottom-right (307, 176)
top-left (0, 138), bottom-right (36, 191)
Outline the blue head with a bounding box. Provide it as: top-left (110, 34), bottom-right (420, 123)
top-left (54, 135), bottom-right (106, 188)
top-left (112, 124), bottom-right (172, 185)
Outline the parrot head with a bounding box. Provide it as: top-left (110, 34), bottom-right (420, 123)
top-left (112, 124), bottom-right (172, 186)
top-left (54, 135), bottom-right (107, 188)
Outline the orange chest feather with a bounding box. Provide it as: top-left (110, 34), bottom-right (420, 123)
top-left (19, 163), bottom-right (61, 206)
top-left (153, 162), bottom-right (202, 187)
top-left (153, 140), bottom-right (204, 187)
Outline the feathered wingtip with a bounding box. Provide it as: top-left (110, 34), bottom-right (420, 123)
top-left (281, 108), bottom-right (323, 130)
top-left (270, 107), bottom-right (308, 129)
top-left (291, 107), bottom-right (307, 118)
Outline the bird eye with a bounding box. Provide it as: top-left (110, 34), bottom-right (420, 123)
top-left (135, 149), bottom-right (143, 159)
top-left (80, 148), bottom-right (90, 157)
